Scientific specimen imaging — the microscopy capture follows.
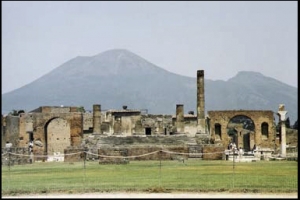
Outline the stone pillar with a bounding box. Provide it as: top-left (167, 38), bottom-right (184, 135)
top-left (93, 104), bottom-right (102, 134)
top-left (235, 127), bottom-right (244, 149)
top-left (176, 104), bottom-right (184, 133)
top-left (277, 104), bottom-right (287, 157)
top-left (197, 70), bottom-right (206, 134)
top-left (249, 131), bottom-right (255, 151)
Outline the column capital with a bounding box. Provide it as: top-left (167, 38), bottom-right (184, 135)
top-left (277, 111), bottom-right (287, 121)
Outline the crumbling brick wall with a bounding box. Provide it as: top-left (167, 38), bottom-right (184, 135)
top-left (98, 146), bottom-right (189, 163)
top-left (64, 147), bottom-right (85, 162)
top-left (1, 147), bottom-right (29, 165)
top-left (202, 145), bottom-right (224, 160)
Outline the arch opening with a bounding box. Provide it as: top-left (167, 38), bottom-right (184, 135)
top-left (227, 115), bottom-right (255, 151)
top-left (214, 123), bottom-right (221, 140)
top-left (45, 117), bottom-right (71, 156)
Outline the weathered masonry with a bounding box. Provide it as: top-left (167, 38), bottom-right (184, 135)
top-left (1, 106), bottom-right (83, 160)
top-left (208, 110), bottom-right (276, 151)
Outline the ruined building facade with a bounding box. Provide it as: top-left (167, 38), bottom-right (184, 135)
top-left (2, 70), bottom-right (282, 160)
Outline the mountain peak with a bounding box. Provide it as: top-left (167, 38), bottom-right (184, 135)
top-left (89, 49), bottom-right (165, 76)
top-left (235, 71), bottom-right (264, 77)
top-left (228, 71), bottom-right (266, 82)
top-left (228, 70), bottom-right (290, 88)
top-left (94, 49), bottom-right (135, 58)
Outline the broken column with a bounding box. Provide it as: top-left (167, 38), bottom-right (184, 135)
top-left (93, 104), bottom-right (102, 134)
top-left (176, 104), bottom-right (184, 133)
top-left (277, 104), bottom-right (287, 157)
top-left (197, 70), bottom-right (206, 134)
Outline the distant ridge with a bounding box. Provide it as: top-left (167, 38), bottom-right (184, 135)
top-left (2, 49), bottom-right (298, 123)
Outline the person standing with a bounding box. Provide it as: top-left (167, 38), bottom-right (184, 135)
top-left (29, 150), bottom-right (34, 164)
top-left (239, 147), bottom-right (244, 161)
top-left (5, 141), bottom-right (12, 149)
top-left (28, 141), bottom-right (33, 151)
top-left (232, 142), bottom-right (236, 152)
top-left (28, 141), bottom-right (34, 164)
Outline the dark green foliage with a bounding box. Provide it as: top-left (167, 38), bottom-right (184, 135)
top-left (77, 106), bottom-right (85, 113)
top-left (9, 110), bottom-right (20, 116)
top-left (292, 119), bottom-right (298, 129)
top-left (286, 117), bottom-right (291, 128)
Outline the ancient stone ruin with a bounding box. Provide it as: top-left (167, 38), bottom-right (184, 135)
top-left (1, 70), bottom-right (294, 164)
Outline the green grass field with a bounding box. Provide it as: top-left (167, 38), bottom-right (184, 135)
top-left (1, 159), bottom-right (298, 195)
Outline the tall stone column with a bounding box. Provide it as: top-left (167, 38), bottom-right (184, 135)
top-left (197, 70), bottom-right (206, 134)
top-left (277, 104), bottom-right (287, 157)
top-left (93, 104), bottom-right (102, 134)
top-left (176, 104), bottom-right (184, 133)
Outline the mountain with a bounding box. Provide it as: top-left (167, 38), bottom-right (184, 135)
top-left (1, 49), bottom-right (298, 124)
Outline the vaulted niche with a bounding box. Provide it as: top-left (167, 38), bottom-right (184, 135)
top-left (261, 122), bottom-right (269, 139)
top-left (45, 117), bottom-right (70, 155)
top-left (145, 127), bottom-right (151, 136)
top-left (214, 123), bottom-right (221, 140)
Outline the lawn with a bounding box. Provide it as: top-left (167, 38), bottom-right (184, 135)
top-left (1, 159), bottom-right (298, 195)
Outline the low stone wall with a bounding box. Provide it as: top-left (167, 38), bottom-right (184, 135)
top-left (202, 145), bottom-right (224, 160)
top-left (64, 136), bottom-right (227, 163)
top-left (98, 146), bottom-right (189, 164)
top-left (64, 148), bottom-right (85, 163)
top-left (1, 147), bottom-right (29, 165)
top-left (84, 135), bottom-right (191, 149)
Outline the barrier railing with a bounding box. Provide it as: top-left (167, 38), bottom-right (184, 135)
top-left (1, 148), bottom-right (298, 195)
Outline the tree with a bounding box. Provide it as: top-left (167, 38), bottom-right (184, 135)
top-left (188, 111), bottom-right (194, 115)
top-left (276, 117), bottom-right (292, 130)
top-left (293, 119), bottom-right (298, 129)
top-left (18, 110), bottom-right (25, 115)
top-left (9, 110), bottom-right (19, 116)
top-left (9, 109), bottom-right (25, 116)
top-left (285, 117), bottom-right (291, 128)
top-left (77, 106), bottom-right (85, 113)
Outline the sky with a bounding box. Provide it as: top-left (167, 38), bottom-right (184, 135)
top-left (2, 1), bottom-right (298, 94)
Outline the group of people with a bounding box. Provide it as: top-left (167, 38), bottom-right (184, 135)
top-left (228, 142), bottom-right (244, 158)
top-left (228, 142), bottom-right (237, 151)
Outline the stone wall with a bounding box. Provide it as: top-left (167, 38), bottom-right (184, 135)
top-left (64, 147), bottom-right (85, 162)
top-left (140, 115), bottom-right (173, 135)
top-left (98, 145), bottom-right (189, 163)
top-left (184, 116), bottom-right (198, 136)
top-left (83, 135), bottom-right (192, 149)
top-left (31, 112), bottom-right (83, 157)
top-left (208, 110), bottom-right (275, 150)
top-left (2, 116), bottom-right (19, 148)
top-left (202, 145), bottom-right (225, 160)
top-left (83, 113), bottom-right (93, 133)
top-left (39, 106), bottom-right (79, 113)
top-left (1, 147), bottom-right (29, 165)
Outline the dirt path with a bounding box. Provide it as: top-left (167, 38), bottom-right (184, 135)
top-left (2, 192), bottom-right (298, 199)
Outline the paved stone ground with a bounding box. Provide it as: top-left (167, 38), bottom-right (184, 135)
top-left (2, 192), bottom-right (298, 199)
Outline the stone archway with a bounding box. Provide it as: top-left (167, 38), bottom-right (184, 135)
top-left (45, 118), bottom-right (71, 155)
top-left (208, 110), bottom-right (275, 151)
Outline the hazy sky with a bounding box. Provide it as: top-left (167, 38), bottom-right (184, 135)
top-left (2, 1), bottom-right (298, 94)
